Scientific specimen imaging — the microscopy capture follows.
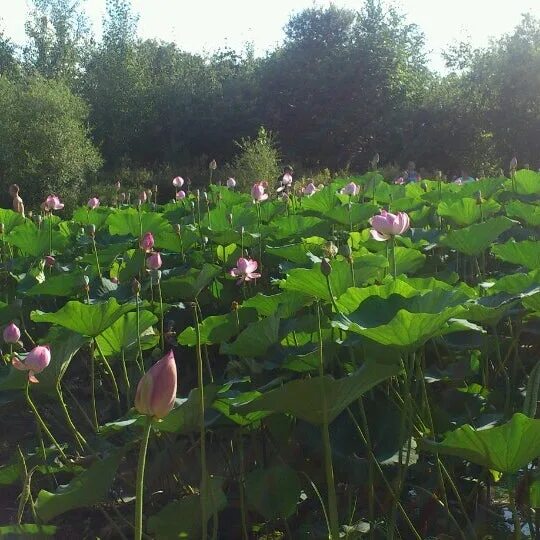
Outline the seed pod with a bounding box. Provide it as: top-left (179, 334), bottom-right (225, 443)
top-left (320, 258), bottom-right (332, 276)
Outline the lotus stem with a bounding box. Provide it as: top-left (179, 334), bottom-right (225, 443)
top-left (134, 415), bottom-right (152, 540)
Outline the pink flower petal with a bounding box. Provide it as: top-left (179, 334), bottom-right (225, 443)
top-left (370, 229), bottom-right (390, 241)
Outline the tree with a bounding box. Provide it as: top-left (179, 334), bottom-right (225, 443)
top-left (0, 76), bottom-right (102, 205)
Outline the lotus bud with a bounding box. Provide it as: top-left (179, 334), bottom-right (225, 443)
top-left (88, 197), bottom-right (100, 209)
top-left (139, 232), bottom-right (155, 252)
top-left (37, 215), bottom-right (43, 225)
top-left (203, 192), bottom-right (208, 202)
top-left (44, 255), bottom-right (55, 268)
top-left (339, 244), bottom-right (352, 260)
top-left (82, 275), bottom-right (90, 290)
top-left (3, 322), bottom-right (21, 344)
top-left (227, 177), bottom-right (236, 189)
top-left (146, 189), bottom-right (153, 200)
top-left (146, 252), bottom-right (162, 270)
top-left (132, 278), bottom-right (141, 295)
top-left (120, 192), bottom-right (126, 202)
top-left (174, 223), bottom-right (181, 235)
top-left (209, 159), bottom-right (217, 170)
top-left (153, 184), bottom-right (158, 193)
top-left (227, 213), bottom-right (233, 226)
top-left (115, 181), bottom-right (121, 191)
top-left (203, 236), bottom-right (209, 245)
top-left (12, 345), bottom-right (51, 383)
top-left (510, 156), bottom-right (518, 170)
top-left (134, 350), bottom-right (177, 419)
top-left (498, 168), bottom-right (504, 177)
top-left (175, 190), bottom-right (186, 200)
top-left (436, 170), bottom-right (442, 179)
top-left (196, 189), bottom-right (200, 200)
top-left (320, 258), bottom-right (332, 276)
top-left (231, 301), bottom-right (239, 311)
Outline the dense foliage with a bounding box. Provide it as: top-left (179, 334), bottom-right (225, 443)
top-left (1, 0), bottom-right (540, 203)
top-left (1, 170), bottom-right (540, 538)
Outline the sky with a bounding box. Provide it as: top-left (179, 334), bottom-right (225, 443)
top-left (1, 0), bottom-right (539, 71)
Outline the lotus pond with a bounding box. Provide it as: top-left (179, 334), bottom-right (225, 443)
top-left (1, 170), bottom-right (540, 539)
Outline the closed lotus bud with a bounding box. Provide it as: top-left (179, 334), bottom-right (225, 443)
top-left (146, 189), bottom-right (153, 200)
top-left (88, 197), bottom-right (100, 209)
top-left (132, 278), bottom-right (141, 295)
top-left (510, 156), bottom-right (518, 170)
top-left (120, 192), bottom-right (126, 202)
top-left (153, 184), bottom-right (158, 193)
top-left (87, 224), bottom-right (96, 237)
top-left (174, 223), bottom-right (181, 235)
top-left (115, 181), bottom-right (121, 191)
top-left (499, 168), bottom-right (504, 177)
top-left (146, 252), bottom-right (162, 270)
top-left (436, 170), bottom-right (442, 179)
top-left (209, 159), bottom-right (217, 170)
top-left (3, 322), bottom-right (21, 344)
top-left (203, 236), bottom-right (209, 245)
top-left (227, 213), bottom-right (233, 226)
top-left (135, 350), bottom-right (177, 419)
top-left (340, 244), bottom-right (352, 259)
top-left (196, 189), bottom-right (200, 200)
top-left (203, 192), bottom-right (208, 201)
top-left (82, 275), bottom-right (90, 289)
top-left (139, 232), bottom-right (155, 252)
top-left (37, 215), bottom-right (43, 225)
top-left (320, 258), bottom-right (332, 276)
top-left (231, 301), bottom-right (239, 311)
top-left (372, 153), bottom-right (380, 166)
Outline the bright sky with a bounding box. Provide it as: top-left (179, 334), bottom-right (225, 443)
top-left (1, 0), bottom-right (539, 71)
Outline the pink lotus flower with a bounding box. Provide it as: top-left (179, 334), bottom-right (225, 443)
top-left (369, 209), bottom-right (411, 241)
top-left (12, 345), bottom-right (51, 383)
top-left (230, 257), bottom-right (261, 284)
top-left (176, 190), bottom-right (186, 200)
top-left (44, 255), bottom-right (55, 268)
top-left (227, 177), bottom-right (236, 188)
top-left (135, 350), bottom-right (177, 419)
top-left (3, 322), bottom-right (20, 344)
top-left (340, 182), bottom-right (360, 196)
top-left (454, 178), bottom-right (463, 185)
top-left (146, 252), bottom-right (162, 270)
top-left (282, 173), bottom-right (293, 186)
top-left (44, 195), bottom-right (64, 211)
top-left (302, 182), bottom-right (317, 196)
top-left (88, 197), bottom-right (100, 209)
top-left (251, 182), bottom-right (268, 203)
top-left (140, 232), bottom-right (155, 252)
top-left (172, 176), bottom-right (184, 188)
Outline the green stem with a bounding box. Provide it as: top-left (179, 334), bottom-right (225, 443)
top-left (317, 303), bottom-right (339, 539)
top-left (92, 236), bottom-right (102, 279)
top-left (121, 348), bottom-right (131, 410)
top-left (237, 431), bottom-right (249, 540)
top-left (90, 344), bottom-right (99, 430)
top-left (94, 338), bottom-right (120, 403)
top-left (25, 379), bottom-right (67, 462)
top-left (135, 293), bottom-right (145, 373)
top-left (56, 384), bottom-right (87, 451)
top-left (390, 236), bottom-right (397, 278)
top-left (358, 398), bottom-right (375, 540)
top-left (134, 416), bottom-right (152, 540)
top-left (193, 303), bottom-right (208, 539)
top-left (157, 278), bottom-right (165, 352)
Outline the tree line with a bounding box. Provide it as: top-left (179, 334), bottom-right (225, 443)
top-left (1, 0), bottom-right (539, 204)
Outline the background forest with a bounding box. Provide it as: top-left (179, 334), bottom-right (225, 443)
top-left (0, 0), bottom-right (539, 205)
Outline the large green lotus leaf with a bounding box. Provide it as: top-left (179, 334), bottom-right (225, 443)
top-left (268, 215), bottom-right (327, 241)
top-left (72, 207), bottom-right (113, 229)
top-left (421, 413), bottom-right (540, 473)
top-left (485, 270), bottom-right (540, 294)
top-left (237, 358), bottom-right (399, 425)
top-left (505, 200), bottom-right (540, 227)
top-left (201, 204), bottom-right (258, 231)
top-left (300, 185), bottom-right (339, 214)
top-left (147, 477), bottom-right (226, 540)
top-left (95, 310), bottom-right (158, 356)
top-left (523, 293), bottom-right (540, 313)
top-left (530, 479), bottom-right (540, 508)
top-left (0, 524), bottom-right (57, 537)
top-left (242, 291), bottom-right (312, 317)
top-left (178, 307), bottom-right (258, 346)
top-left (154, 228), bottom-right (199, 253)
top-left (107, 208), bottom-right (170, 238)
top-left (31, 298), bottom-right (136, 337)
top-left (245, 465), bottom-right (301, 520)
top-left (79, 242), bottom-right (132, 267)
top-left (441, 216), bottom-right (515, 256)
top-left (220, 314), bottom-right (279, 357)
top-left (492, 240), bottom-right (540, 270)
top-left (117, 248), bottom-right (145, 282)
top-left (0, 208), bottom-right (25, 234)
top-left (7, 221), bottom-right (68, 257)
top-left (394, 246), bottom-right (426, 274)
top-left (336, 280), bottom-right (420, 314)
top-left (337, 308), bottom-right (464, 348)
top-left (36, 452), bottom-right (122, 522)
top-left (514, 170), bottom-right (540, 195)
top-left (0, 301), bottom-right (20, 326)
top-left (327, 202), bottom-right (379, 227)
top-left (437, 198), bottom-right (500, 226)
top-left (26, 269), bottom-right (93, 297)
top-left (160, 264), bottom-right (221, 300)
top-left (0, 327), bottom-right (89, 394)
top-left (465, 286), bottom-right (540, 324)
top-left (406, 277), bottom-right (477, 298)
top-left (266, 243), bottom-right (311, 264)
top-left (460, 177), bottom-right (506, 198)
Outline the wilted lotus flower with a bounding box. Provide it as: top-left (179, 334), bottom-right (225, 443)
top-left (302, 182), bottom-right (317, 196)
top-left (370, 209), bottom-right (410, 241)
top-left (251, 182), bottom-right (268, 203)
top-left (88, 197), bottom-right (100, 209)
top-left (135, 350), bottom-right (177, 419)
top-left (393, 177), bottom-right (405, 185)
top-left (209, 159), bottom-right (217, 170)
top-left (44, 195), bottom-right (64, 211)
top-left (146, 252), bottom-right (162, 270)
top-left (12, 345), bottom-right (51, 383)
top-left (172, 176), bottom-right (184, 188)
top-left (140, 232), bottom-right (155, 252)
top-left (230, 257), bottom-right (261, 284)
top-left (176, 190), bottom-right (186, 200)
top-left (227, 177), bottom-right (236, 189)
top-left (3, 322), bottom-right (21, 344)
top-left (340, 182), bottom-right (360, 196)
top-left (110, 276), bottom-right (119, 284)
top-left (44, 255), bottom-right (55, 268)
